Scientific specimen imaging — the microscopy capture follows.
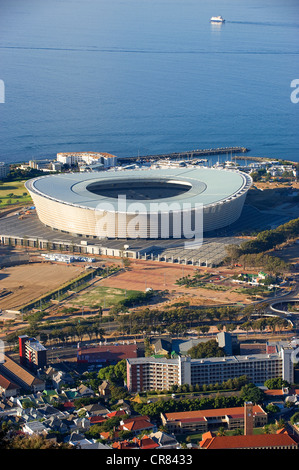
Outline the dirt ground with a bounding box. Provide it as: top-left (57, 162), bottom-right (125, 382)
top-left (98, 260), bottom-right (250, 306)
top-left (272, 242), bottom-right (299, 265)
top-left (0, 262), bottom-right (84, 310)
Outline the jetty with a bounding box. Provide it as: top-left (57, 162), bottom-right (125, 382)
top-left (118, 146), bottom-right (249, 163)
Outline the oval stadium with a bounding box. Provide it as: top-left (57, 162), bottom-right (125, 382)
top-left (25, 167), bottom-right (252, 240)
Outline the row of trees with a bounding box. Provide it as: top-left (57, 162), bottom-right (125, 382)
top-left (132, 383), bottom-right (264, 420)
top-left (117, 305), bottom-right (243, 336)
top-left (225, 218), bottom-right (299, 271)
top-left (170, 375), bottom-right (249, 394)
top-left (116, 303), bottom-right (290, 337)
top-left (5, 315), bottom-right (106, 347)
top-left (109, 290), bottom-right (154, 315)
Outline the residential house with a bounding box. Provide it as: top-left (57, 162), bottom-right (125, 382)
top-left (77, 384), bottom-right (94, 397)
top-left (52, 370), bottom-right (75, 390)
top-left (112, 436), bottom-right (159, 450)
top-left (43, 415), bottom-right (69, 435)
top-left (22, 420), bottom-right (48, 436)
top-left (106, 409), bottom-right (127, 419)
top-left (114, 399), bottom-right (132, 415)
top-left (79, 441), bottom-right (111, 450)
top-left (149, 431), bottom-right (180, 449)
top-left (66, 431), bottom-right (91, 448)
top-left (73, 416), bottom-right (91, 432)
top-left (119, 415), bottom-right (157, 436)
top-left (152, 338), bottom-right (172, 356)
top-left (98, 380), bottom-right (111, 397)
top-left (0, 374), bottom-right (20, 398)
top-left (88, 415), bottom-right (107, 426)
top-left (82, 403), bottom-right (110, 417)
top-left (112, 439), bottom-right (139, 450)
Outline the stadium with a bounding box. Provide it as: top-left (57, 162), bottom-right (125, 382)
top-left (25, 167), bottom-right (252, 240)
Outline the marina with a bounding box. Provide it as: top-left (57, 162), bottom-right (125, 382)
top-left (117, 146), bottom-right (249, 164)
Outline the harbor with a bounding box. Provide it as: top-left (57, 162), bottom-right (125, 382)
top-left (117, 146), bottom-right (249, 164)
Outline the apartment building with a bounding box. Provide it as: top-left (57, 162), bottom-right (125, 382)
top-left (56, 152), bottom-right (118, 168)
top-left (126, 357), bottom-right (181, 392)
top-left (0, 162), bottom-right (10, 179)
top-left (126, 346), bottom-right (294, 393)
top-left (19, 335), bottom-right (47, 372)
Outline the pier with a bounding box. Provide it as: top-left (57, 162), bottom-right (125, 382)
top-left (118, 146), bottom-right (249, 164)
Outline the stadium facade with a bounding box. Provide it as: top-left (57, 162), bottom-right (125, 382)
top-left (25, 167), bottom-right (252, 240)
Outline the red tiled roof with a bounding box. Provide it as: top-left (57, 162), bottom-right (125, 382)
top-left (120, 416), bottom-right (154, 432)
top-left (106, 409), bottom-right (126, 418)
top-left (264, 389), bottom-right (284, 396)
top-left (200, 433), bottom-right (298, 449)
top-left (132, 436), bottom-right (159, 449)
top-left (164, 405), bottom-right (266, 422)
top-left (63, 401), bottom-right (75, 409)
top-left (0, 355), bottom-right (44, 388)
top-left (89, 416), bottom-right (107, 424)
top-left (179, 416), bottom-right (206, 423)
top-left (0, 374), bottom-right (19, 390)
top-left (100, 431), bottom-right (120, 440)
top-left (112, 440), bottom-right (138, 449)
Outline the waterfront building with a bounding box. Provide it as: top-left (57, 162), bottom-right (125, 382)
top-left (0, 162), bottom-right (10, 179)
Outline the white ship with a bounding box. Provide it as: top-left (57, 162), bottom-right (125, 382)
top-left (210, 16), bottom-right (225, 23)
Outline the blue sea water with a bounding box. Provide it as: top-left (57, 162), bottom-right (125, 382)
top-left (0, 0), bottom-right (298, 164)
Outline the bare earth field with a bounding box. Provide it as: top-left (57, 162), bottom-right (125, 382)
top-left (0, 262), bottom-right (84, 310)
top-left (97, 260), bottom-right (249, 306)
top-left (272, 242), bottom-right (299, 265)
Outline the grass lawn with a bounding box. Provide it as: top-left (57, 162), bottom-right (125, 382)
top-left (0, 180), bottom-right (32, 207)
top-left (69, 285), bottom-right (141, 308)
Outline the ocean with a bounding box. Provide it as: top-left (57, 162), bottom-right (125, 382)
top-left (0, 0), bottom-right (298, 164)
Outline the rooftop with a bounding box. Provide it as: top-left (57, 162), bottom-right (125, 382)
top-left (26, 167), bottom-right (251, 211)
top-left (164, 405), bottom-right (266, 422)
top-left (200, 432), bottom-right (299, 449)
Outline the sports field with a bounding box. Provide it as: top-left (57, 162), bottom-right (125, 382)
top-left (0, 180), bottom-right (32, 207)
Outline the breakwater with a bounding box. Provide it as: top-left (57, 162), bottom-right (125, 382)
top-left (118, 146), bottom-right (249, 163)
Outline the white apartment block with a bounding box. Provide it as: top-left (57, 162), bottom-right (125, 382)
top-left (0, 162), bottom-right (10, 179)
top-left (127, 346), bottom-right (294, 393)
top-left (56, 152), bottom-right (117, 168)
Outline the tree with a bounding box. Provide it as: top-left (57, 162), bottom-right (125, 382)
top-left (266, 404), bottom-right (280, 414)
top-left (217, 426), bottom-right (226, 436)
top-left (3, 434), bottom-right (73, 449)
top-left (240, 383), bottom-right (264, 404)
top-left (187, 340), bottom-right (225, 359)
top-left (264, 377), bottom-right (289, 389)
top-left (290, 412), bottom-right (299, 426)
